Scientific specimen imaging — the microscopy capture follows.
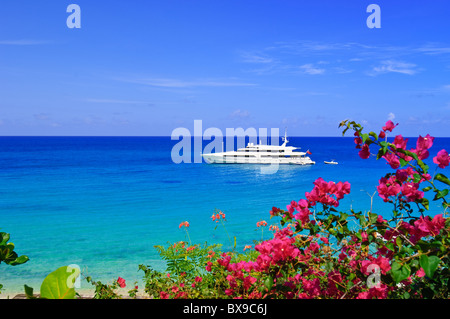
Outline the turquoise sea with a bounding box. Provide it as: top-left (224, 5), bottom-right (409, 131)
top-left (1, 136), bottom-right (449, 295)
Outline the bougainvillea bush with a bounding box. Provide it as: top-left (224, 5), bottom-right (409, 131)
top-left (131, 120), bottom-right (449, 299)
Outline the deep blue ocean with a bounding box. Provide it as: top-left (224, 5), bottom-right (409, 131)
top-left (1, 136), bottom-right (449, 295)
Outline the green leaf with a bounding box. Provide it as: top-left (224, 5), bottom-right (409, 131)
top-left (433, 189), bottom-right (448, 201)
top-left (264, 275), bottom-right (274, 291)
top-left (358, 215), bottom-right (368, 228)
top-left (368, 212), bottom-right (378, 224)
top-left (361, 133), bottom-right (370, 144)
top-left (40, 266), bottom-right (80, 299)
top-left (24, 285), bottom-right (35, 299)
top-left (435, 173), bottom-right (450, 186)
top-left (0, 232), bottom-right (10, 245)
top-left (369, 131), bottom-right (378, 141)
top-left (419, 198), bottom-right (429, 210)
top-left (417, 161), bottom-right (429, 174)
top-left (395, 236), bottom-right (402, 250)
top-left (413, 174), bottom-right (421, 183)
top-left (391, 261), bottom-right (411, 283)
top-left (9, 255), bottom-right (29, 266)
top-left (399, 157), bottom-right (408, 167)
top-left (339, 213), bottom-right (348, 222)
top-left (419, 255), bottom-right (441, 279)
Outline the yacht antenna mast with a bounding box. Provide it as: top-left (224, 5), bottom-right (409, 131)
top-left (282, 127), bottom-right (288, 146)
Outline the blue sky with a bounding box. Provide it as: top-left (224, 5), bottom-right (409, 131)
top-left (1, 0), bottom-right (450, 136)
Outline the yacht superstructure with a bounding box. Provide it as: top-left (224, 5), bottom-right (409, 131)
top-left (202, 131), bottom-right (315, 165)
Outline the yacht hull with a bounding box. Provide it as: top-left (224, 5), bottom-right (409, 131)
top-left (202, 154), bottom-right (315, 165)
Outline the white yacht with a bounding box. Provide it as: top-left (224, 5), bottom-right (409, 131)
top-left (202, 131), bottom-right (315, 165)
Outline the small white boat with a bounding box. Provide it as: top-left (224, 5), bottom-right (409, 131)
top-left (324, 160), bottom-right (338, 165)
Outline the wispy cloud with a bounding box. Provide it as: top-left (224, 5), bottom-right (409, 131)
top-left (387, 112), bottom-right (396, 121)
top-left (0, 39), bottom-right (50, 45)
top-left (297, 64), bottom-right (325, 75)
top-left (415, 44), bottom-right (450, 55)
top-left (240, 52), bottom-right (274, 64)
top-left (33, 113), bottom-right (51, 120)
top-left (115, 77), bottom-right (257, 88)
top-left (230, 109), bottom-right (251, 119)
top-left (369, 60), bottom-right (418, 76)
top-left (85, 98), bottom-right (152, 105)
top-left (240, 40), bottom-right (450, 77)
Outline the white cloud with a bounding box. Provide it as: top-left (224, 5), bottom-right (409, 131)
top-left (370, 60), bottom-right (418, 76)
top-left (240, 40), bottom-right (450, 78)
top-left (86, 98), bottom-right (149, 104)
top-left (415, 44), bottom-right (450, 55)
top-left (387, 112), bottom-right (395, 121)
top-left (0, 39), bottom-right (49, 45)
top-left (33, 113), bottom-right (50, 121)
top-left (241, 52), bottom-right (274, 64)
top-left (298, 64), bottom-right (325, 75)
top-left (230, 109), bottom-right (250, 119)
top-left (116, 77), bottom-right (256, 88)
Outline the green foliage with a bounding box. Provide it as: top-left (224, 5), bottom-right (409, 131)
top-left (85, 276), bottom-right (123, 299)
top-left (0, 232), bottom-right (29, 266)
top-left (39, 265), bottom-right (80, 299)
top-left (0, 231), bottom-right (29, 294)
top-left (154, 241), bottom-right (222, 278)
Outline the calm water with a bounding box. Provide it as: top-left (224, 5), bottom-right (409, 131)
top-left (1, 136), bottom-right (448, 294)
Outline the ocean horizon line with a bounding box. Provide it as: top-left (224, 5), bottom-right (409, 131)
top-left (1, 135), bottom-right (449, 138)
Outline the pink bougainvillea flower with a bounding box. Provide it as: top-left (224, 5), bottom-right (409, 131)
top-left (160, 291), bottom-right (169, 299)
top-left (359, 143), bottom-right (370, 159)
top-left (377, 176), bottom-right (401, 202)
top-left (382, 120), bottom-right (398, 132)
top-left (382, 152), bottom-right (400, 169)
top-left (117, 277), bottom-right (126, 288)
top-left (393, 135), bottom-right (408, 150)
top-left (410, 134), bottom-right (435, 160)
top-left (401, 182), bottom-right (424, 202)
top-left (416, 268), bottom-right (426, 278)
top-left (416, 134), bottom-right (434, 151)
top-left (224, 289), bottom-right (234, 296)
top-left (354, 136), bottom-right (363, 146)
top-left (269, 206), bottom-right (281, 216)
top-left (433, 149), bottom-right (450, 169)
top-left (195, 276), bottom-right (203, 282)
top-left (414, 214), bottom-right (446, 237)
